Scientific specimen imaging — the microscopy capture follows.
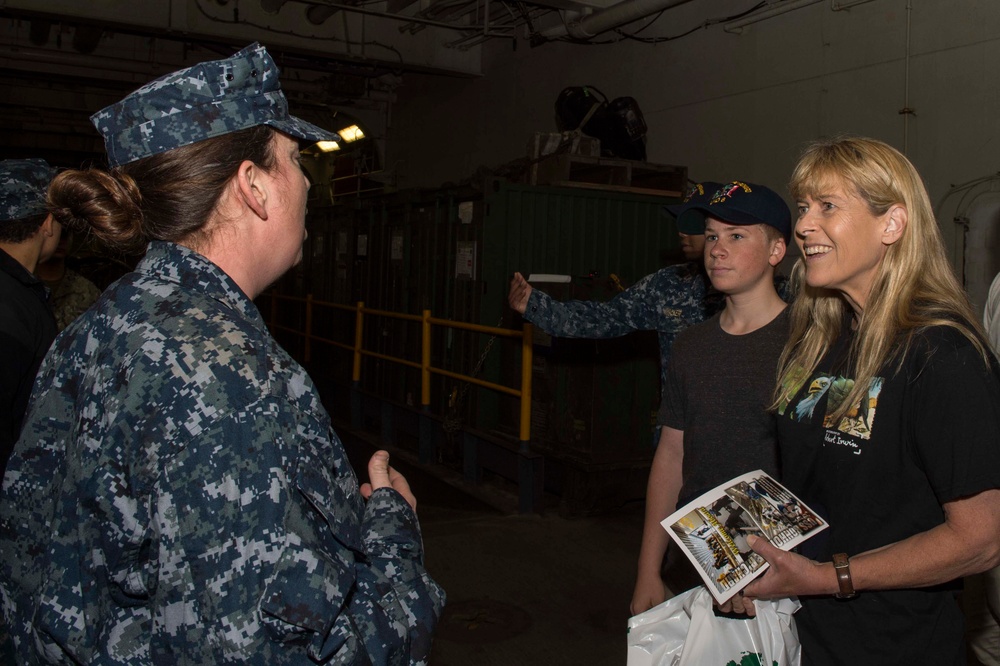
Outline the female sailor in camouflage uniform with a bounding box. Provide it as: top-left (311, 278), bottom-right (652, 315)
top-left (0, 43), bottom-right (444, 665)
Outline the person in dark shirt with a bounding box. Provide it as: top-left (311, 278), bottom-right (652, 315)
top-left (739, 136), bottom-right (1000, 665)
top-left (0, 158), bottom-right (60, 473)
top-left (632, 182), bottom-right (792, 614)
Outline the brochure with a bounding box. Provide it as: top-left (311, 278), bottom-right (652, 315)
top-left (661, 470), bottom-right (828, 605)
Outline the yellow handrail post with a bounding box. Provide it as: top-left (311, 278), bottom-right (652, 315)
top-left (421, 310), bottom-right (431, 408)
top-left (353, 302), bottom-right (364, 383)
top-left (419, 309), bottom-right (434, 463)
top-left (304, 294), bottom-right (314, 364)
top-left (350, 301), bottom-right (364, 430)
top-left (268, 292), bottom-right (544, 510)
top-left (519, 323), bottom-right (533, 452)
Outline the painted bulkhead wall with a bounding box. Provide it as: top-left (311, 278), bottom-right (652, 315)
top-left (387, 0), bottom-right (1000, 308)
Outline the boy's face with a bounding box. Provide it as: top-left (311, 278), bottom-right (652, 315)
top-left (703, 217), bottom-right (785, 296)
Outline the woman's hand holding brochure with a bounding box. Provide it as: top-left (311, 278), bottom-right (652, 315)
top-left (659, 471), bottom-right (828, 606)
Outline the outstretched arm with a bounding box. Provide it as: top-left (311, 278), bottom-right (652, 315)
top-left (507, 272), bottom-right (533, 314)
top-left (512, 268), bottom-right (690, 340)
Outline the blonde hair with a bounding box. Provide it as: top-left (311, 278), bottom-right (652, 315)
top-left (775, 136), bottom-right (989, 421)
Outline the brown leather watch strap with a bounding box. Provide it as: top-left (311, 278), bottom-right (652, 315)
top-left (832, 552), bottom-right (857, 599)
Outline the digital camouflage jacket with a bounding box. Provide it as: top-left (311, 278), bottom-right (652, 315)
top-left (0, 241), bottom-right (444, 664)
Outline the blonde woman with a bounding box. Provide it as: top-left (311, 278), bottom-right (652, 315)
top-left (738, 137), bottom-right (1000, 665)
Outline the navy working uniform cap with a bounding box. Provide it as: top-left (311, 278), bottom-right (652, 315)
top-left (91, 42), bottom-right (339, 168)
top-left (664, 181), bottom-right (722, 236)
top-left (0, 158), bottom-right (55, 223)
top-left (683, 180), bottom-right (792, 243)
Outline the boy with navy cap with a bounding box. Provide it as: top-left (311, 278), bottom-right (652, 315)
top-left (632, 180), bottom-right (792, 614)
top-left (0, 44), bottom-right (444, 665)
top-left (0, 158), bottom-right (60, 474)
top-left (676, 179), bottom-right (792, 243)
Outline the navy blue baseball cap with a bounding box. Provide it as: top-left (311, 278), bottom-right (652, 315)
top-left (684, 180), bottom-right (792, 242)
top-left (91, 43), bottom-right (339, 168)
top-left (664, 181), bottom-right (722, 235)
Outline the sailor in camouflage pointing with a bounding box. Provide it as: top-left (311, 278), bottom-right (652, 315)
top-left (0, 43), bottom-right (443, 665)
top-left (507, 182), bottom-right (724, 400)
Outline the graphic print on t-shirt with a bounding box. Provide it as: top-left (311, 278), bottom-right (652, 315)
top-left (778, 366), bottom-right (884, 442)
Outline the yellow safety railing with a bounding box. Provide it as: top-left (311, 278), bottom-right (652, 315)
top-left (267, 293), bottom-right (534, 442)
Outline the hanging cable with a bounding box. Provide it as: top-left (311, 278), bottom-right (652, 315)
top-left (549, 0), bottom-right (765, 45)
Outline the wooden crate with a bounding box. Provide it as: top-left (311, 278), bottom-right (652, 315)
top-left (528, 131), bottom-right (601, 160)
top-left (530, 153), bottom-right (686, 197)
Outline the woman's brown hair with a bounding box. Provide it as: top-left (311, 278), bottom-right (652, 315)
top-left (49, 125), bottom-right (276, 255)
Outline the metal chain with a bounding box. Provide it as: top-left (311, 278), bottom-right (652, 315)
top-left (443, 315), bottom-right (504, 437)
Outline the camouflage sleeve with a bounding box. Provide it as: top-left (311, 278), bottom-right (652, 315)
top-left (14, 398), bottom-right (441, 665)
top-left (522, 270), bottom-right (671, 339)
top-left (248, 406), bottom-right (444, 665)
top-left (357, 489), bottom-right (446, 666)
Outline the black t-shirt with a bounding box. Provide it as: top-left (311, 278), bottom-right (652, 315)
top-left (776, 324), bottom-right (1000, 665)
top-left (0, 248), bottom-right (56, 474)
top-left (661, 308), bottom-right (788, 501)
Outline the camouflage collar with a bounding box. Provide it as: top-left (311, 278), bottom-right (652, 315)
top-left (138, 241), bottom-right (263, 327)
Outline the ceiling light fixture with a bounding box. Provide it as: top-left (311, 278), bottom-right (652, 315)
top-left (338, 125), bottom-right (365, 142)
top-left (315, 140), bottom-right (341, 152)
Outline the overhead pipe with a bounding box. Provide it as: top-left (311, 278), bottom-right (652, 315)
top-left (441, 0), bottom-right (536, 47)
top-left (399, 0), bottom-right (480, 35)
top-left (0, 45), bottom-right (165, 78)
top-left (0, 45), bottom-right (396, 103)
top-left (446, 17), bottom-right (520, 47)
top-left (538, 0), bottom-right (695, 40)
top-left (299, 0), bottom-right (489, 31)
top-left (446, 24), bottom-right (517, 49)
top-left (723, 0), bottom-right (822, 33)
top-left (831, 0), bottom-right (876, 9)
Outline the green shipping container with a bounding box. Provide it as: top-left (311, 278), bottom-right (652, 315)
top-left (478, 178), bottom-right (684, 513)
top-left (281, 176), bottom-right (687, 513)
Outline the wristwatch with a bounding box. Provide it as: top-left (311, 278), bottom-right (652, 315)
top-left (832, 552), bottom-right (857, 599)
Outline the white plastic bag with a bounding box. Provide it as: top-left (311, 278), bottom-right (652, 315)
top-left (626, 587), bottom-right (801, 666)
